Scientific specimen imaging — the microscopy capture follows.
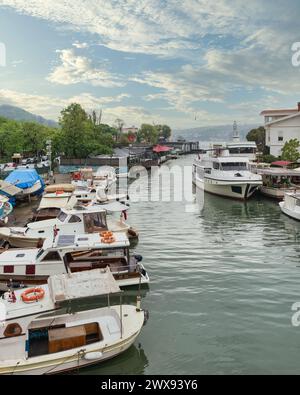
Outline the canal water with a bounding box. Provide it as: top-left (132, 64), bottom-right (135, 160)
top-left (14, 154), bottom-right (300, 374)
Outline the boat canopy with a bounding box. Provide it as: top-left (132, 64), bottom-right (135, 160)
top-left (256, 168), bottom-right (300, 176)
top-left (48, 268), bottom-right (120, 302)
top-left (271, 161), bottom-right (292, 168)
top-left (5, 169), bottom-right (45, 191)
top-left (0, 180), bottom-right (22, 197)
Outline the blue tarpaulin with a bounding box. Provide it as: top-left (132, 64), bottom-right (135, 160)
top-left (5, 169), bottom-right (45, 195)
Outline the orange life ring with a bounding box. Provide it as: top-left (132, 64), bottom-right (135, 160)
top-left (100, 231), bottom-right (113, 238)
top-left (72, 172), bottom-right (82, 181)
top-left (101, 236), bottom-right (115, 244)
top-left (21, 288), bottom-right (45, 303)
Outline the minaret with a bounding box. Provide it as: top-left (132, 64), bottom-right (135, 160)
top-left (232, 121), bottom-right (240, 142)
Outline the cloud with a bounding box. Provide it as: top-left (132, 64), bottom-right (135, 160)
top-left (72, 41), bottom-right (89, 49)
top-left (0, 89), bottom-right (130, 118)
top-left (47, 48), bottom-right (125, 87)
top-left (0, 0), bottom-right (284, 57)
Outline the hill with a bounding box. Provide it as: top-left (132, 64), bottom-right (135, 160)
top-left (0, 104), bottom-right (58, 127)
top-left (172, 124), bottom-right (259, 142)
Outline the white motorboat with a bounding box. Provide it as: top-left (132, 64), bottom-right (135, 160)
top-left (279, 192), bottom-right (300, 221)
top-left (0, 268), bottom-right (148, 375)
top-left (192, 148), bottom-right (262, 200)
top-left (0, 202), bottom-right (138, 248)
top-left (0, 232), bottom-right (149, 288)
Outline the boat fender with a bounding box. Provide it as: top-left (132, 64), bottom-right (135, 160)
top-left (134, 254), bottom-right (143, 262)
top-left (84, 352), bottom-right (103, 361)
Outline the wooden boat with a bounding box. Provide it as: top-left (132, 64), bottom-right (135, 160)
top-left (255, 167), bottom-right (300, 199)
top-left (0, 232), bottom-right (149, 288)
top-left (0, 269), bottom-right (148, 375)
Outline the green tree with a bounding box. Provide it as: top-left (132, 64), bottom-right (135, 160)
top-left (246, 126), bottom-right (266, 153)
top-left (138, 124), bottom-right (158, 144)
top-left (281, 139), bottom-right (300, 162)
top-left (59, 103), bottom-right (92, 158)
top-left (156, 124), bottom-right (172, 140)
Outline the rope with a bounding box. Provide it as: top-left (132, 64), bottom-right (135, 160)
top-left (43, 350), bottom-right (85, 375)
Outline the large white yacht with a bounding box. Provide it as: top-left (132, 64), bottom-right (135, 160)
top-left (192, 148), bottom-right (262, 200)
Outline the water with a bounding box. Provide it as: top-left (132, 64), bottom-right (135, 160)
top-left (15, 155), bottom-right (300, 374)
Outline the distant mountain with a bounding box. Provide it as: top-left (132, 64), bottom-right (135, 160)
top-left (0, 105), bottom-right (58, 127)
top-left (172, 124), bottom-right (259, 142)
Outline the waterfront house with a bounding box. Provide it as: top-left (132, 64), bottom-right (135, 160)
top-left (261, 103), bottom-right (300, 157)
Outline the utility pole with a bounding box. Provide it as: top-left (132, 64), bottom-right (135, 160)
top-left (46, 139), bottom-right (52, 181)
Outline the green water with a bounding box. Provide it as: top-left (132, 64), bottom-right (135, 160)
top-left (18, 155), bottom-right (300, 375)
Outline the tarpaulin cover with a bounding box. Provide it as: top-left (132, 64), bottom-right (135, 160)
top-left (5, 169), bottom-right (45, 193)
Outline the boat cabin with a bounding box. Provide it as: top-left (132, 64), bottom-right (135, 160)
top-left (0, 232), bottom-right (147, 288)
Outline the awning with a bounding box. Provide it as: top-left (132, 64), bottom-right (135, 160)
top-left (271, 161), bottom-right (292, 167)
top-left (99, 201), bottom-right (129, 212)
top-left (48, 268), bottom-right (120, 302)
top-left (153, 145), bottom-right (173, 153)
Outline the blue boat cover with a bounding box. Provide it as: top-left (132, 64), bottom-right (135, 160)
top-left (5, 169), bottom-right (45, 194)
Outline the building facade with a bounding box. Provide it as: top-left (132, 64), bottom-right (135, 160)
top-left (261, 103), bottom-right (300, 157)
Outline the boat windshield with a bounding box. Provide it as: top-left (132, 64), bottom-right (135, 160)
top-left (36, 249), bottom-right (44, 259)
top-left (221, 162), bottom-right (248, 171)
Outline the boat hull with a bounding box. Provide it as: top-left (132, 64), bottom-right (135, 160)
top-left (260, 186), bottom-right (295, 200)
top-left (279, 201), bottom-right (300, 221)
top-left (0, 307), bottom-right (145, 375)
top-left (193, 176), bottom-right (260, 200)
top-left (0, 264), bottom-right (149, 288)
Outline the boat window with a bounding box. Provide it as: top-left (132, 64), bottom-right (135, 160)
top-left (231, 186), bottom-right (242, 194)
top-left (68, 215), bottom-right (81, 223)
top-left (221, 162), bottom-right (248, 171)
top-left (213, 162), bottom-right (220, 170)
top-left (83, 213), bottom-right (107, 233)
top-left (204, 168), bottom-right (211, 174)
top-left (41, 251), bottom-right (61, 261)
top-left (4, 323), bottom-right (22, 338)
top-left (57, 211), bottom-right (68, 223)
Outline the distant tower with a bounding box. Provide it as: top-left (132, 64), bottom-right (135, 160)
top-left (232, 121), bottom-right (240, 142)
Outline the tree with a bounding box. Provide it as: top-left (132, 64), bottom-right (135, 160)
top-left (246, 126), bottom-right (266, 153)
top-left (156, 124), bottom-right (172, 141)
top-left (138, 124), bottom-right (158, 144)
top-left (59, 103), bottom-right (92, 158)
top-left (281, 139), bottom-right (300, 162)
top-left (21, 122), bottom-right (48, 156)
top-left (114, 118), bottom-right (124, 143)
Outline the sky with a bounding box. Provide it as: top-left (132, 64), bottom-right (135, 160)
top-left (0, 0), bottom-right (300, 129)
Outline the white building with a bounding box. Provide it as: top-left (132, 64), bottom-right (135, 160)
top-left (261, 103), bottom-right (300, 157)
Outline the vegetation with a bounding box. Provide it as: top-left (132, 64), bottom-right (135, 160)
top-left (246, 126), bottom-right (266, 153)
top-left (137, 123), bottom-right (172, 144)
top-left (0, 102), bottom-right (173, 161)
top-left (281, 138), bottom-right (300, 162)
